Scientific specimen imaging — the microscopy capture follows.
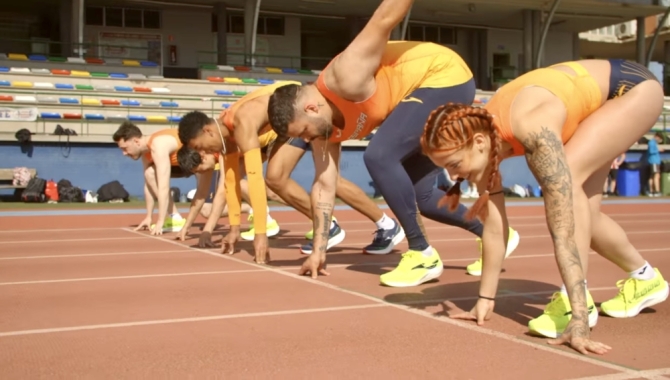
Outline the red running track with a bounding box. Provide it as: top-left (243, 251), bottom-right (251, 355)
top-left (0, 203), bottom-right (669, 379)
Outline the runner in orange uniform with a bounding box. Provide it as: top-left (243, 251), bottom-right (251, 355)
top-left (420, 59), bottom-right (668, 355)
top-left (266, 0), bottom-right (519, 283)
top-left (113, 123), bottom-right (186, 236)
top-left (178, 82), bottom-right (401, 263)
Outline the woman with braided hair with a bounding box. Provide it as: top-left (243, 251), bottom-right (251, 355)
top-left (420, 59), bottom-right (669, 356)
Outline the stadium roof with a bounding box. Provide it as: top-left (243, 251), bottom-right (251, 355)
top-left (120, 0), bottom-right (668, 33)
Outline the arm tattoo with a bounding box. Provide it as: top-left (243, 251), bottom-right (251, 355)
top-left (521, 126), bottom-right (588, 335)
top-left (314, 202), bottom-right (333, 255)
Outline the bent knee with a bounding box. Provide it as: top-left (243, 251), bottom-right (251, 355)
top-left (363, 146), bottom-right (387, 170)
top-left (265, 169), bottom-right (288, 191)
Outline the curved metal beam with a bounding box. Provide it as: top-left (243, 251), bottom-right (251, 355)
top-left (400, 6), bottom-right (412, 40)
top-left (535, 0), bottom-right (562, 69)
top-left (646, 7), bottom-right (670, 66)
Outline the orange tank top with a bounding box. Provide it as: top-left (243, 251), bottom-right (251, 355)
top-left (144, 128), bottom-right (182, 166)
top-left (486, 61), bottom-right (602, 157)
top-left (222, 80), bottom-right (303, 133)
top-left (316, 41), bottom-right (473, 143)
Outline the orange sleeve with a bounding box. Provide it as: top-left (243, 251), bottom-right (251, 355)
top-left (223, 152), bottom-right (242, 226)
top-left (243, 148), bottom-right (267, 234)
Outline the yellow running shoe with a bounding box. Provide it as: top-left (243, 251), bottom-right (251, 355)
top-left (466, 227), bottom-right (520, 276)
top-left (151, 215), bottom-right (186, 233)
top-left (527, 290), bottom-right (599, 339)
top-left (600, 268), bottom-right (669, 318)
top-left (240, 214), bottom-right (281, 241)
top-left (379, 248), bottom-right (443, 287)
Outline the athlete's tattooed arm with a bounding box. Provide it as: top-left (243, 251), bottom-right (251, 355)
top-left (310, 139), bottom-right (341, 258)
top-left (520, 126), bottom-right (589, 337)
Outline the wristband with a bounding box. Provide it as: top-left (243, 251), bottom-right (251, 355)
top-left (478, 295), bottom-right (495, 301)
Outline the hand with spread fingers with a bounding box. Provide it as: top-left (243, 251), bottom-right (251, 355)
top-left (253, 234), bottom-right (271, 264)
top-left (548, 319), bottom-right (612, 355)
top-left (221, 226), bottom-right (240, 255)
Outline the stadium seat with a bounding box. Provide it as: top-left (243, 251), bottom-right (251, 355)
top-left (128, 73), bottom-right (147, 79)
top-left (85, 58), bottom-right (104, 65)
top-left (151, 88), bottom-right (170, 93)
top-left (40, 112), bottom-right (61, 119)
top-left (141, 61), bottom-right (159, 67)
top-left (215, 90), bottom-right (233, 96)
top-left (91, 72), bottom-right (109, 78)
top-left (160, 101), bottom-right (178, 108)
top-left (63, 113), bottom-right (82, 119)
top-left (11, 81), bottom-right (33, 88)
top-left (121, 100), bottom-right (141, 106)
top-left (266, 67), bottom-right (282, 74)
top-left (51, 69), bottom-right (71, 75)
top-left (114, 86), bottom-right (133, 92)
top-left (123, 60), bottom-right (141, 66)
top-left (30, 68), bottom-right (50, 74)
top-left (282, 68), bottom-right (298, 74)
top-left (82, 98), bottom-right (101, 106)
top-left (0, 80), bottom-right (9, 86)
top-left (167, 116), bottom-right (182, 122)
top-left (85, 113), bottom-right (105, 120)
top-left (67, 57), bottom-right (86, 64)
top-left (28, 54), bottom-right (47, 61)
top-left (128, 115), bottom-right (147, 122)
top-left (224, 77), bottom-right (243, 84)
top-left (0, 67), bottom-right (8, 73)
top-left (8, 53), bottom-right (28, 61)
top-left (59, 97), bottom-right (80, 104)
top-left (242, 78), bottom-right (258, 84)
top-left (71, 70), bottom-right (91, 77)
top-left (37, 96), bottom-right (57, 103)
top-left (9, 67), bottom-right (30, 73)
top-left (55, 83), bottom-right (74, 90)
top-left (34, 82), bottom-right (55, 89)
top-left (217, 65), bottom-right (235, 71)
top-left (0, 95), bottom-right (13, 101)
top-left (15, 95), bottom-right (37, 102)
top-left (101, 99), bottom-right (121, 106)
top-left (75, 84), bottom-right (94, 91)
top-left (147, 116), bottom-right (168, 123)
top-left (208, 77), bottom-right (224, 82)
top-left (133, 87), bottom-right (151, 92)
top-left (109, 73), bottom-right (128, 79)
top-left (258, 79), bottom-right (275, 85)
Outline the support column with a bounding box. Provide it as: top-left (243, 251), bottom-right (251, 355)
top-left (572, 32), bottom-right (580, 60)
top-left (531, 10), bottom-right (541, 69)
top-left (636, 16), bottom-right (646, 64)
top-left (535, 0), bottom-right (561, 69)
top-left (646, 8), bottom-right (670, 66)
top-left (522, 9), bottom-right (533, 74)
top-left (214, 2), bottom-right (228, 65)
top-left (59, 0), bottom-right (72, 57)
top-left (243, 0), bottom-right (261, 67)
top-left (476, 29), bottom-right (489, 91)
top-left (400, 8), bottom-right (411, 40)
top-left (70, 0), bottom-right (84, 57)
top-left (390, 26), bottom-right (401, 40)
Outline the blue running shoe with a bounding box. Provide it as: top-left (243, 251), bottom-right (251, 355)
top-left (300, 219), bottom-right (346, 255)
top-left (363, 218), bottom-right (405, 255)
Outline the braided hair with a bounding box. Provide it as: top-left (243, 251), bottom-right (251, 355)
top-left (420, 103), bottom-right (502, 221)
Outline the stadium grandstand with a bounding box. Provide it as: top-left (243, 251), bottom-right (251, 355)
top-left (1, 0), bottom-right (670, 198)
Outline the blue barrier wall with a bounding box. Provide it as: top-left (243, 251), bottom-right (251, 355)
top-left (1, 141), bottom-right (668, 198)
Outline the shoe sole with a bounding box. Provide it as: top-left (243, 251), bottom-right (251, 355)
top-left (600, 281), bottom-right (670, 318)
top-left (364, 228), bottom-right (406, 255)
top-left (380, 264), bottom-right (444, 288)
top-left (529, 310), bottom-right (599, 339)
top-left (467, 230), bottom-right (521, 276)
top-left (240, 225), bottom-right (281, 241)
top-left (300, 229), bottom-right (346, 255)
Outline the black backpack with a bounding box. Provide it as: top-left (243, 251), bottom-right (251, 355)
top-left (21, 177), bottom-right (47, 202)
top-left (57, 178), bottom-right (85, 203)
top-left (97, 181), bottom-right (130, 202)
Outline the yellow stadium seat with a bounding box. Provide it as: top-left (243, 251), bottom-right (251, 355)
top-left (8, 53), bottom-right (28, 61)
top-left (223, 77), bottom-right (243, 84)
top-left (70, 70), bottom-right (91, 77)
top-left (11, 81), bottom-right (33, 88)
top-left (147, 116), bottom-right (168, 123)
top-left (82, 98), bottom-right (101, 106)
top-left (266, 67), bottom-right (282, 74)
top-left (122, 60), bottom-right (141, 66)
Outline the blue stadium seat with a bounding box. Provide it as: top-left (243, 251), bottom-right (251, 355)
top-left (59, 97), bottom-right (80, 104)
top-left (40, 112), bottom-right (62, 119)
top-left (128, 115), bottom-right (147, 122)
top-left (282, 68), bottom-right (298, 74)
top-left (0, 67), bottom-right (9, 73)
top-left (109, 73), bottom-right (128, 78)
top-left (84, 114), bottom-right (105, 120)
top-left (55, 83), bottom-right (75, 90)
top-left (221, 103), bottom-right (231, 108)
top-left (0, 80), bottom-right (10, 86)
top-left (141, 61), bottom-right (158, 67)
top-left (114, 86), bottom-right (133, 92)
top-left (167, 116), bottom-right (182, 122)
top-left (28, 54), bottom-right (47, 61)
top-left (258, 79), bottom-right (275, 85)
top-left (215, 90), bottom-right (233, 96)
top-left (159, 101), bottom-right (178, 107)
top-left (121, 100), bottom-right (141, 106)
